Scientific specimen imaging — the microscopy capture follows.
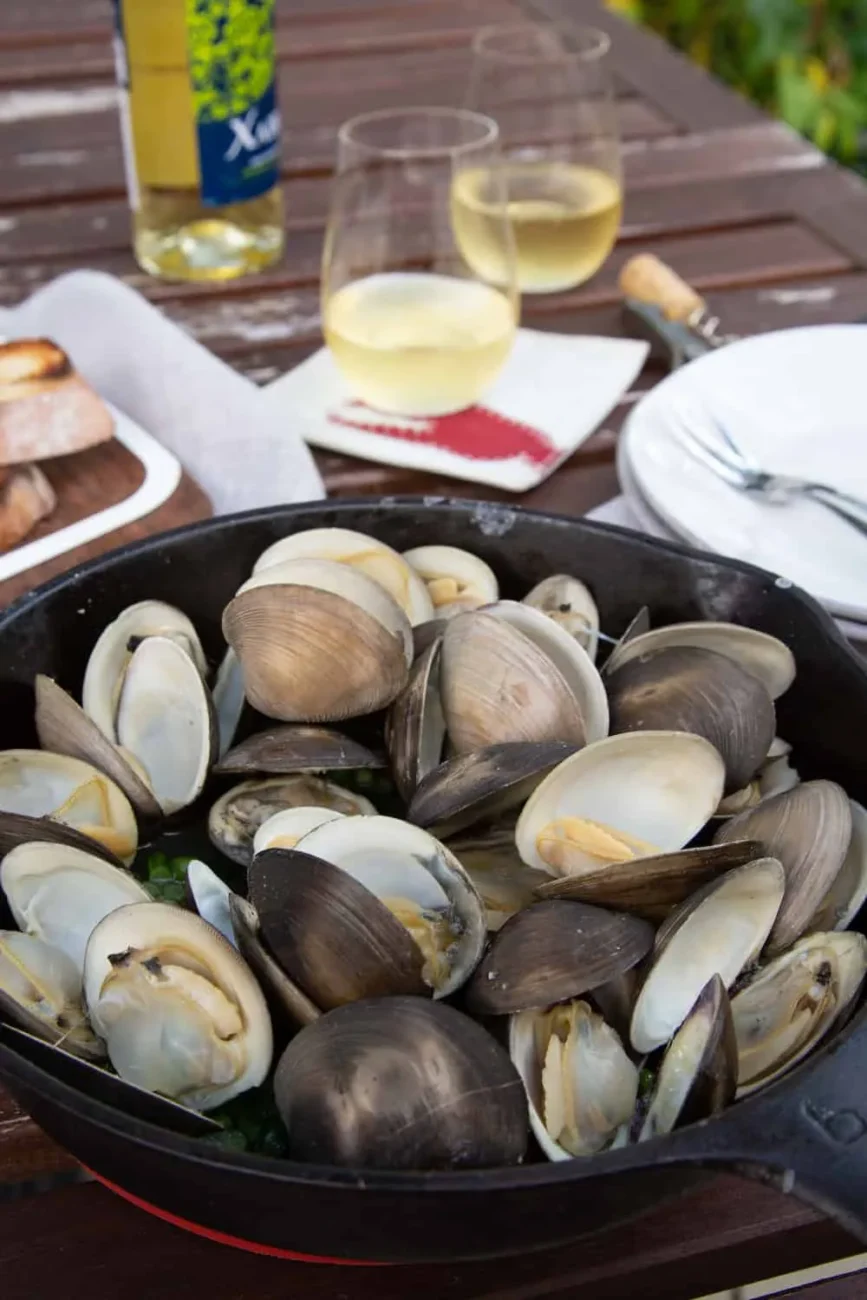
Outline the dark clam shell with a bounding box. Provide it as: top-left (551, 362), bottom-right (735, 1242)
top-left (464, 899), bottom-right (654, 1016)
top-left (607, 645), bottom-right (775, 793)
top-left (273, 997), bottom-right (528, 1170)
top-left (385, 636), bottom-right (444, 803)
top-left (228, 893), bottom-right (320, 1029)
top-left (248, 848), bottom-right (429, 1011)
top-left (216, 725), bottom-right (385, 777)
top-left (0, 811), bottom-right (126, 869)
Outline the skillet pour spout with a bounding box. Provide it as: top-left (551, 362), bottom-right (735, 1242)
top-left (0, 495), bottom-right (866, 1263)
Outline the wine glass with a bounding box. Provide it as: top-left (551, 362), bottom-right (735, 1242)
top-left (322, 107), bottom-right (519, 417)
top-left (461, 23), bottom-right (621, 294)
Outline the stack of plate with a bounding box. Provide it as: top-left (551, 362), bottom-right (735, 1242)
top-left (612, 324), bottom-right (867, 640)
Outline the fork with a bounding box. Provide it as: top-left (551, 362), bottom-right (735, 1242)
top-left (673, 409), bottom-right (867, 538)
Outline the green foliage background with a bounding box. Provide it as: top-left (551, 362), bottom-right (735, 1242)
top-left (607, 0), bottom-right (867, 172)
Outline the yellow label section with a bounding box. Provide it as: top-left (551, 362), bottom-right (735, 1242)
top-left (120, 0), bottom-right (199, 190)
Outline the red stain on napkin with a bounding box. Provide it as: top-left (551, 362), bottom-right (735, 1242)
top-left (328, 401), bottom-right (559, 468)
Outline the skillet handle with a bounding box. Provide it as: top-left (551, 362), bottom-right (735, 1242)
top-left (645, 1019), bottom-right (867, 1244)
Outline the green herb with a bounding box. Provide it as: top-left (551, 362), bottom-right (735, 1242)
top-left (144, 851), bottom-right (193, 904)
top-left (638, 1066), bottom-right (656, 1100)
top-left (208, 1083), bottom-right (289, 1158)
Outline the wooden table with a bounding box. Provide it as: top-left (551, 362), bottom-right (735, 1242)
top-left (2, 0), bottom-right (867, 1294)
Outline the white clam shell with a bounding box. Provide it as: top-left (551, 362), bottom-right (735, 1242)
top-left (253, 528), bottom-right (434, 626)
top-left (523, 575), bottom-right (600, 662)
top-left (810, 800), bottom-right (867, 932)
top-left (1, 841), bottom-right (149, 975)
top-left (515, 731), bottom-right (726, 876)
top-left (186, 860), bottom-right (235, 947)
top-left (604, 621), bottom-right (795, 699)
top-left (82, 601), bottom-right (207, 740)
top-left (253, 806), bottom-right (347, 855)
top-left (402, 545), bottom-right (498, 618)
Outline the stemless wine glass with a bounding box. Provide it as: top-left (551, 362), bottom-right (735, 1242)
top-left (321, 107), bottom-right (519, 417)
top-left (461, 23), bottom-right (621, 294)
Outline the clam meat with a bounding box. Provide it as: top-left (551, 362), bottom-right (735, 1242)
top-left (523, 574), bottom-right (600, 661)
top-left (402, 545), bottom-right (499, 618)
top-left (0, 930), bottom-right (102, 1059)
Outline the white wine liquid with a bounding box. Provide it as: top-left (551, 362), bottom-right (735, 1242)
top-left (452, 162), bottom-right (622, 294)
top-left (323, 273), bottom-right (517, 416)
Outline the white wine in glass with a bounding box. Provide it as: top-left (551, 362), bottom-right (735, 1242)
top-left (462, 24), bottom-right (622, 295)
top-left (322, 108), bottom-right (519, 417)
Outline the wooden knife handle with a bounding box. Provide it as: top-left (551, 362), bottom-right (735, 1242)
top-left (619, 254), bottom-right (706, 323)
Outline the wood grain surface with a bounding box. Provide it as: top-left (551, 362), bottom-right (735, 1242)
top-left (1, 0), bottom-right (867, 1294)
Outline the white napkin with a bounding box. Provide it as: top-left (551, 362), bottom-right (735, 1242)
top-left (0, 270), bottom-right (325, 514)
top-left (265, 331), bottom-right (649, 492)
top-left (587, 491), bottom-right (867, 649)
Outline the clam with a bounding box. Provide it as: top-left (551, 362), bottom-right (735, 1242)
top-left (409, 741), bottom-right (578, 837)
top-left (35, 675), bottom-right (162, 822)
top-left (0, 931), bottom-right (103, 1060)
top-left (82, 600), bottom-right (207, 740)
top-left (252, 806), bottom-right (347, 855)
top-left (208, 775), bottom-right (375, 866)
top-left (515, 731), bottom-right (725, 878)
top-left (216, 725), bottom-right (384, 777)
top-left (510, 999), bottom-right (637, 1160)
top-left (464, 899), bottom-right (653, 1016)
top-left (385, 637), bottom-right (445, 803)
top-left (630, 858), bottom-right (786, 1055)
top-left (607, 646), bottom-right (776, 792)
top-left (810, 800), bottom-right (867, 932)
top-left (732, 930), bottom-right (867, 1097)
top-left (412, 619), bottom-right (446, 659)
top-left (603, 620), bottom-right (796, 699)
top-left (534, 839), bottom-right (765, 922)
top-left (253, 527), bottom-right (433, 625)
top-left (212, 648), bottom-right (246, 758)
top-left (115, 635), bottom-right (217, 815)
top-left (223, 558), bottom-right (413, 722)
top-left (0, 811), bottom-right (127, 868)
top-left (402, 545), bottom-right (499, 618)
top-left (714, 781), bottom-right (852, 955)
top-left (638, 975), bottom-right (736, 1141)
top-left (440, 602), bottom-right (608, 755)
top-left (84, 901), bottom-right (273, 1111)
top-left (602, 606), bottom-right (650, 674)
top-left (228, 894), bottom-right (320, 1028)
top-left (274, 996), bottom-right (528, 1170)
top-left (446, 824), bottom-right (549, 931)
top-left (186, 860), bottom-right (234, 945)
top-left (0, 750), bottom-right (138, 863)
top-left (249, 823), bottom-right (485, 1010)
top-left (523, 575), bottom-right (600, 661)
top-left (1, 841), bottom-right (150, 975)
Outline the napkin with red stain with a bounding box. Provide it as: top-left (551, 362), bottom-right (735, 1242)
top-left (266, 329), bottom-right (649, 492)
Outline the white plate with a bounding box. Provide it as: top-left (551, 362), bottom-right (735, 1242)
top-left (623, 325), bottom-right (867, 621)
top-left (0, 403), bottom-right (181, 585)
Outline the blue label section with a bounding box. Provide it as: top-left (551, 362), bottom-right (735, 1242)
top-left (197, 81), bottom-right (280, 206)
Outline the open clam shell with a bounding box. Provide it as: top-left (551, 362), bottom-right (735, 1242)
top-left (115, 635), bottom-right (217, 816)
top-left (0, 750), bottom-right (138, 863)
top-left (275, 997), bottom-right (528, 1170)
top-left (212, 648), bottom-right (246, 759)
top-left (732, 930), bottom-right (867, 1097)
top-left (385, 636), bottom-right (445, 803)
top-left (84, 901), bottom-right (273, 1111)
top-left (0, 931), bottom-right (104, 1061)
top-left (216, 725), bottom-right (384, 778)
top-left (409, 742), bottom-right (578, 838)
top-left (604, 620), bottom-right (796, 699)
top-left (252, 806), bottom-right (347, 855)
top-left (523, 575), bottom-right (600, 661)
top-left (253, 527), bottom-right (434, 626)
top-left (534, 839), bottom-right (765, 922)
top-left (510, 999), bottom-right (638, 1161)
top-left (208, 775), bottom-right (375, 867)
top-left (292, 815), bottom-right (487, 999)
top-left (228, 894), bottom-right (320, 1029)
top-left (248, 848), bottom-right (429, 1010)
top-left (445, 823), bottom-right (549, 931)
top-left (82, 600), bottom-right (207, 741)
top-left (35, 675), bottom-right (162, 822)
top-left (638, 975), bottom-right (736, 1141)
top-left (402, 545), bottom-right (499, 619)
top-left (223, 558), bottom-right (413, 722)
top-left (186, 859), bottom-right (235, 946)
top-left (0, 811), bottom-right (126, 868)
top-left (1, 841), bottom-right (150, 976)
top-left (464, 899), bottom-right (654, 1016)
top-left (630, 858), bottom-right (785, 1055)
top-left (607, 646), bottom-right (776, 793)
top-left (515, 731), bottom-right (725, 878)
top-left (808, 800), bottom-right (867, 933)
top-left (714, 781), bottom-right (852, 955)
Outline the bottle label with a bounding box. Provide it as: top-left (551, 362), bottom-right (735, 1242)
top-left (113, 0), bottom-right (281, 208)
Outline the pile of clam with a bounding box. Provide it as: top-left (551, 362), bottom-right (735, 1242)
top-left (0, 527), bottom-right (865, 1172)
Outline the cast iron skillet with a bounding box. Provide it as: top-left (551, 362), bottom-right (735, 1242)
top-left (1, 497), bottom-right (867, 1264)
